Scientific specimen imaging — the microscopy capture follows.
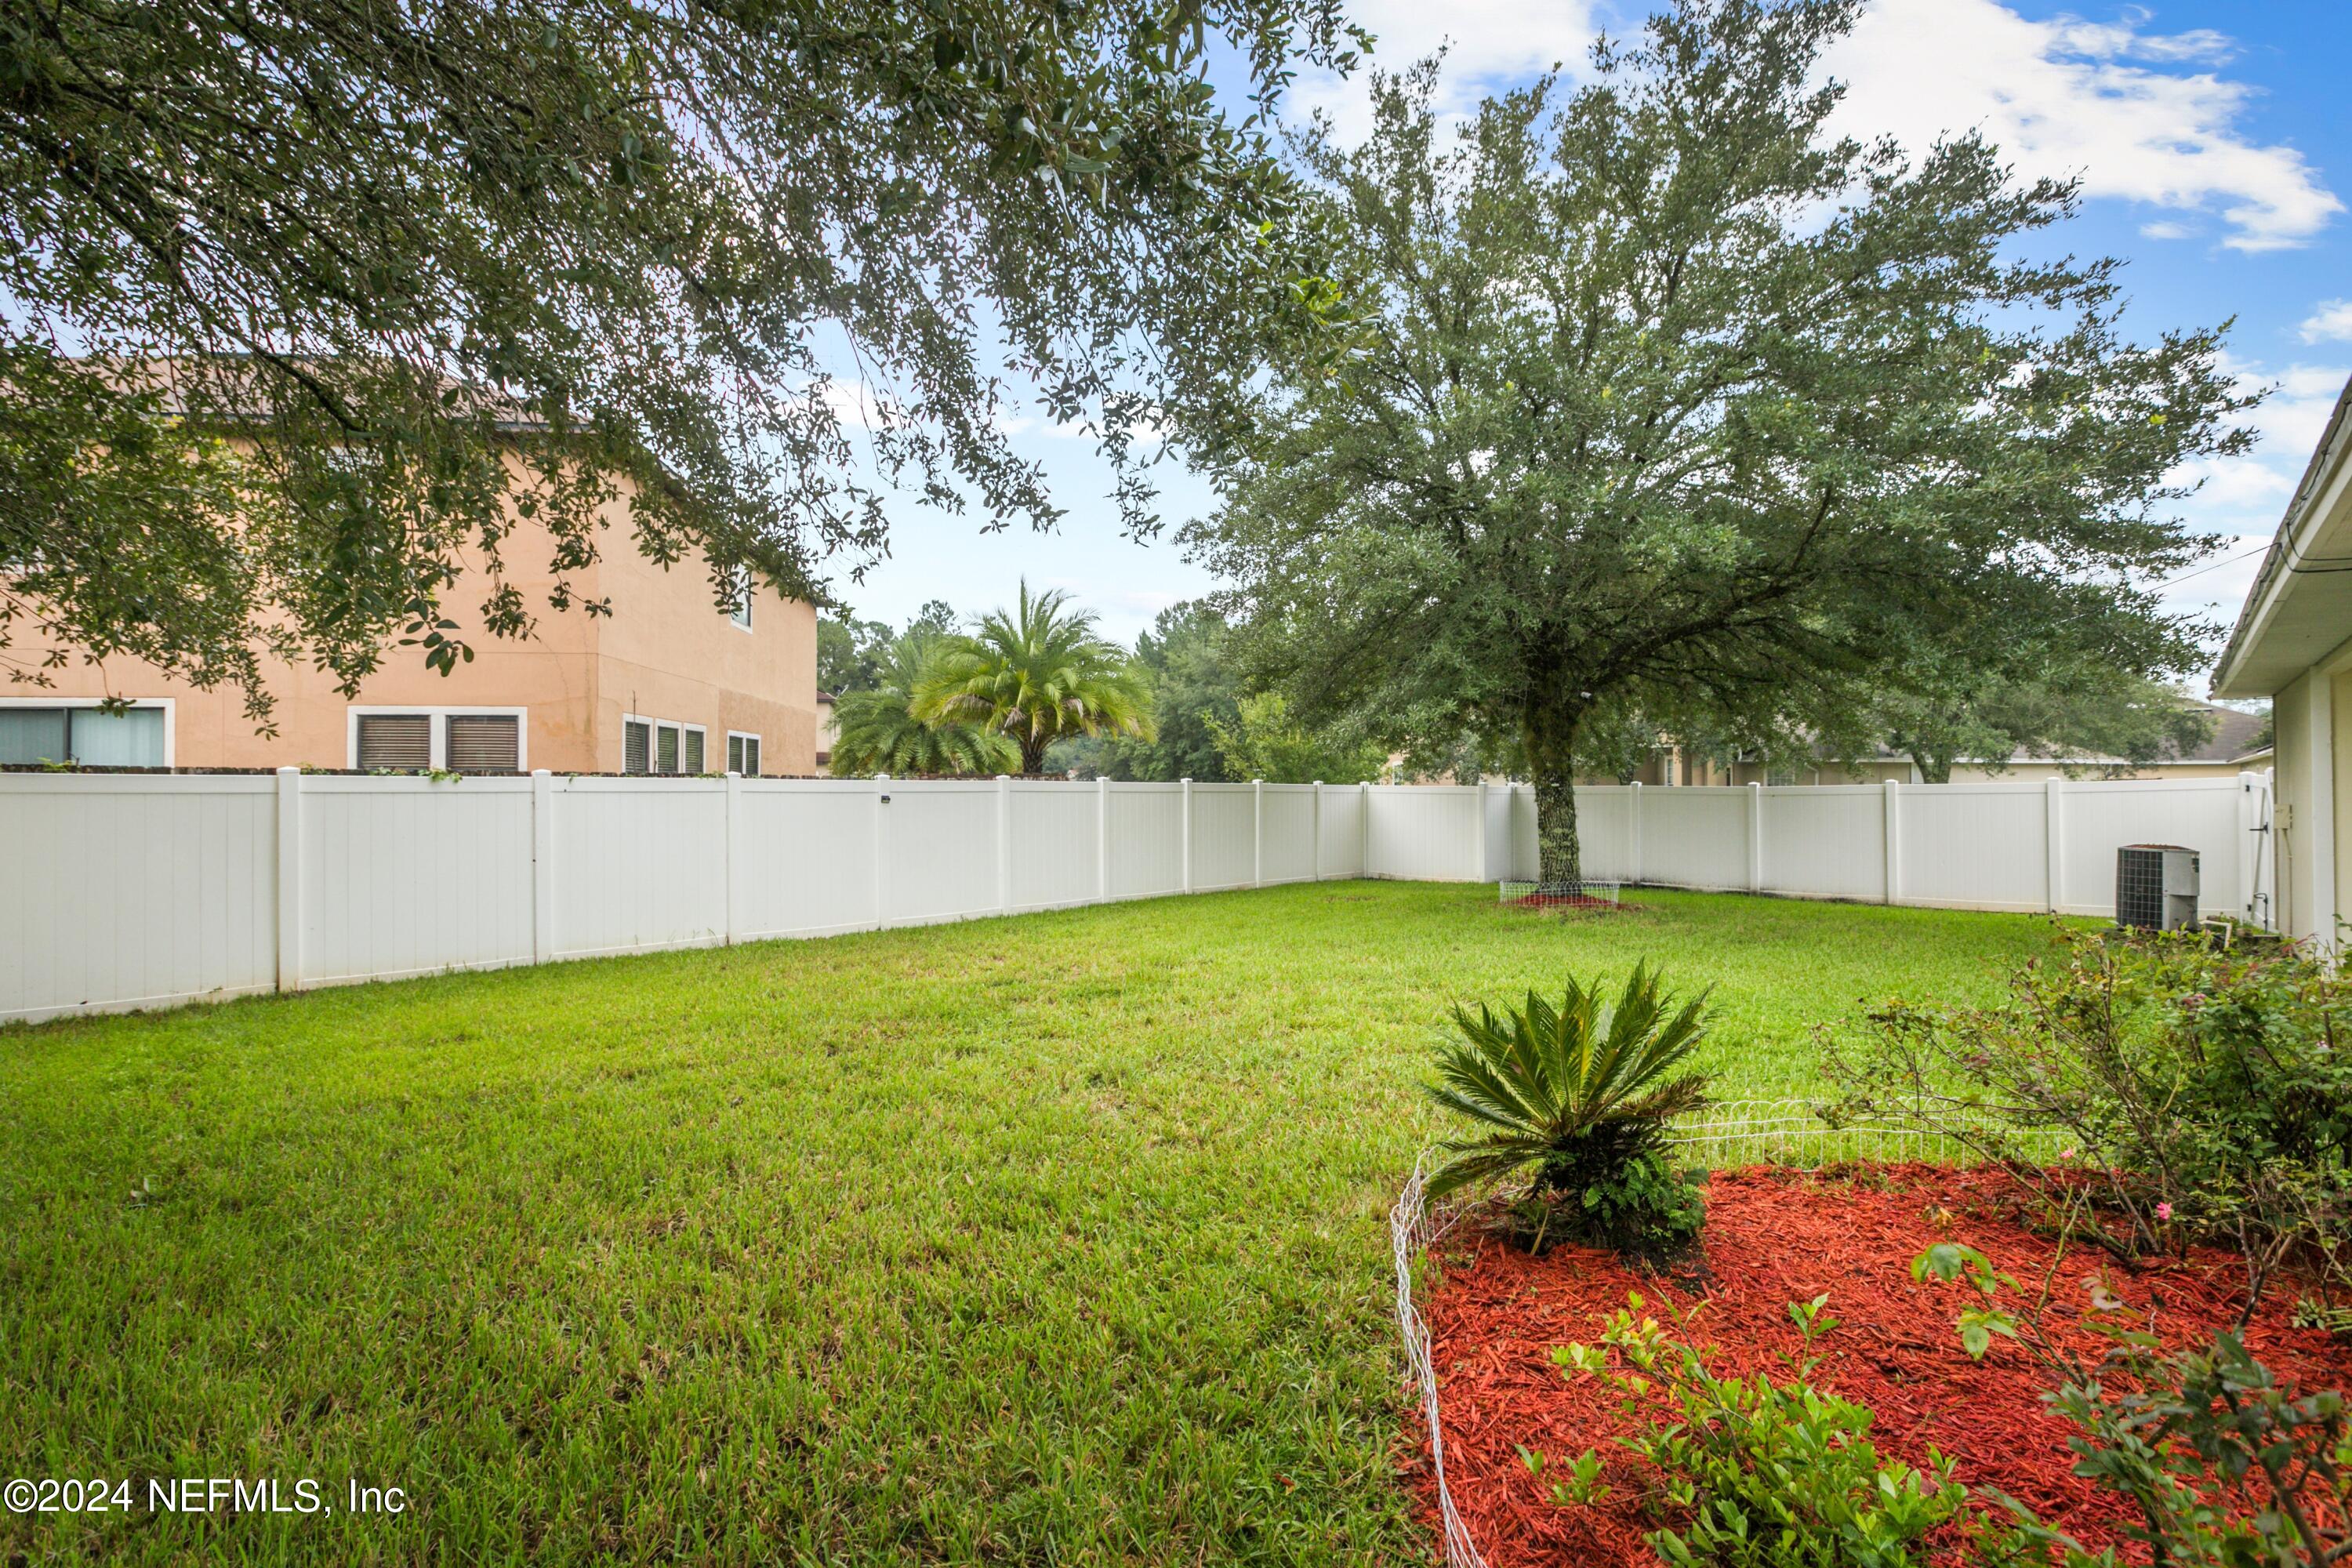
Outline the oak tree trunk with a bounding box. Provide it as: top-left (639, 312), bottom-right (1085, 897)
top-left (1524, 699), bottom-right (1585, 887)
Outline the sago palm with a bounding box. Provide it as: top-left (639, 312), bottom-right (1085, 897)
top-left (915, 580), bottom-right (1152, 775)
top-left (1425, 962), bottom-right (1711, 1201)
top-left (829, 630), bottom-right (1018, 777)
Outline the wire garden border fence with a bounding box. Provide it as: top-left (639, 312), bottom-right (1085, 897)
top-left (1388, 1102), bottom-right (2068, 1568)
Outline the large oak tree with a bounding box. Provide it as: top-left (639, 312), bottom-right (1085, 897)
top-left (2, 0), bottom-right (1359, 725)
top-left (1189, 0), bottom-right (2252, 884)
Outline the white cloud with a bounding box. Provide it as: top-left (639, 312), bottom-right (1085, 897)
top-left (1287, 2), bottom-right (2338, 255)
top-left (814, 378), bottom-right (909, 434)
top-left (1823, 0), bottom-right (2341, 252)
top-left (2153, 532), bottom-right (2271, 633)
top-left (2162, 355), bottom-right (2350, 628)
top-left (2302, 300), bottom-right (2352, 344)
top-left (1287, 0), bottom-right (1603, 146)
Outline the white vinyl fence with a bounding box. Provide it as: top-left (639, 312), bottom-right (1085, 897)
top-left (1561, 774), bottom-right (2274, 926)
top-left (0, 769), bottom-right (2272, 1025)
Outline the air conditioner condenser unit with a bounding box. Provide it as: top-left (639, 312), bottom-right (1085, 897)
top-left (2116, 844), bottom-right (2199, 932)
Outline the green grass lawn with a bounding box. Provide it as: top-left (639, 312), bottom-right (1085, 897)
top-left (0, 884), bottom-right (2060, 1565)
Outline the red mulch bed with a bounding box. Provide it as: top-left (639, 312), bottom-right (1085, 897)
top-left (1409, 1165), bottom-right (2352, 1568)
top-left (1506, 894), bottom-right (1626, 911)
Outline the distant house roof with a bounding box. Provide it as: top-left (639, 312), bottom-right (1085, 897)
top-left (1839, 701), bottom-right (2268, 769)
top-left (2172, 703), bottom-right (2270, 764)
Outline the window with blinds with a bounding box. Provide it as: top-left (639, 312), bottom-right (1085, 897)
top-left (682, 727), bottom-right (705, 774)
top-left (445, 714), bottom-right (521, 772)
top-left (655, 723), bottom-right (680, 775)
top-left (728, 733), bottom-right (760, 776)
top-left (624, 719), bottom-right (651, 775)
top-left (356, 714), bottom-right (432, 771)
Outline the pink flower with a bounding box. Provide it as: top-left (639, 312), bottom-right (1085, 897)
top-left (2156, 1202), bottom-right (2174, 1221)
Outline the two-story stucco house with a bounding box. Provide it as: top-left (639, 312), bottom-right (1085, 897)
top-left (1, 379), bottom-right (820, 775)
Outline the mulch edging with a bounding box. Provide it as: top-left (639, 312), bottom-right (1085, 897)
top-left (1408, 1165), bottom-right (2352, 1568)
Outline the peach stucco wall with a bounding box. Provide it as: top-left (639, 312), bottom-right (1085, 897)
top-left (8, 470), bottom-right (818, 774)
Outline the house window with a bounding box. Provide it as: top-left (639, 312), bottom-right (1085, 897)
top-left (445, 714), bottom-right (521, 773)
top-left (356, 714), bottom-right (433, 771)
top-left (0, 703), bottom-right (168, 768)
top-left (348, 707), bottom-right (526, 771)
top-left (728, 732), bottom-right (761, 777)
top-left (655, 720), bottom-right (681, 775)
top-left (729, 564), bottom-right (753, 630)
top-left (624, 718), bottom-right (652, 775)
top-left (682, 724), bottom-right (706, 774)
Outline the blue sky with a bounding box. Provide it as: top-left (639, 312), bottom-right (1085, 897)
top-left (827, 0), bottom-right (2351, 675)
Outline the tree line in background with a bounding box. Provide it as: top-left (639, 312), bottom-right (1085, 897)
top-left (818, 592), bottom-right (2241, 785)
top-left (820, 593), bottom-right (1387, 782)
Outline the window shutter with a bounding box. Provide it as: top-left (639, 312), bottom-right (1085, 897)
top-left (727, 735), bottom-right (742, 773)
top-left (357, 714), bottom-right (432, 771)
top-left (744, 737), bottom-right (760, 777)
top-left (446, 714), bottom-right (521, 772)
top-left (683, 728), bottom-right (705, 774)
top-left (624, 720), bottom-right (651, 775)
top-left (655, 724), bottom-right (680, 775)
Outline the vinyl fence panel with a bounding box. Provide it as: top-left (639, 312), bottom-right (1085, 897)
top-left (1573, 788), bottom-right (1637, 884)
top-left (1757, 787), bottom-right (1886, 904)
top-left (1367, 786), bottom-right (1481, 881)
top-left (550, 778), bottom-right (728, 958)
top-left (736, 780), bottom-right (879, 938)
top-left (300, 776), bottom-right (535, 984)
top-left (1189, 784), bottom-right (1257, 891)
top-left (1008, 781), bottom-right (1102, 912)
top-left (1316, 784), bottom-right (1367, 879)
top-left (880, 780), bottom-right (999, 926)
top-left (1106, 783), bottom-right (1185, 900)
top-left (1639, 788), bottom-right (1750, 891)
top-left (2057, 779), bottom-right (2245, 920)
top-left (0, 774), bottom-right (277, 1022)
top-left (1898, 784), bottom-right (2051, 912)
top-left (1261, 786), bottom-right (1318, 884)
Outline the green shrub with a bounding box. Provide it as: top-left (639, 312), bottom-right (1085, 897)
top-left (1916, 1241), bottom-right (2352, 1568)
top-left (1425, 961), bottom-right (1711, 1254)
top-left (1552, 1292), bottom-right (1964, 1568)
top-left (1568, 1150), bottom-right (1708, 1254)
top-left (1827, 927), bottom-right (2352, 1310)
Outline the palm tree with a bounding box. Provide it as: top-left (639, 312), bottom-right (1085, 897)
top-left (915, 580), bottom-right (1152, 775)
top-left (829, 628), bottom-right (1018, 777)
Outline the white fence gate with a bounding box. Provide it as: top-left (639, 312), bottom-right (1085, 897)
top-left (0, 770), bottom-right (2272, 1025)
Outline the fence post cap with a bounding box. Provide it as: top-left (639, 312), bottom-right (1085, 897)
top-left (275, 764), bottom-right (301, 775)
